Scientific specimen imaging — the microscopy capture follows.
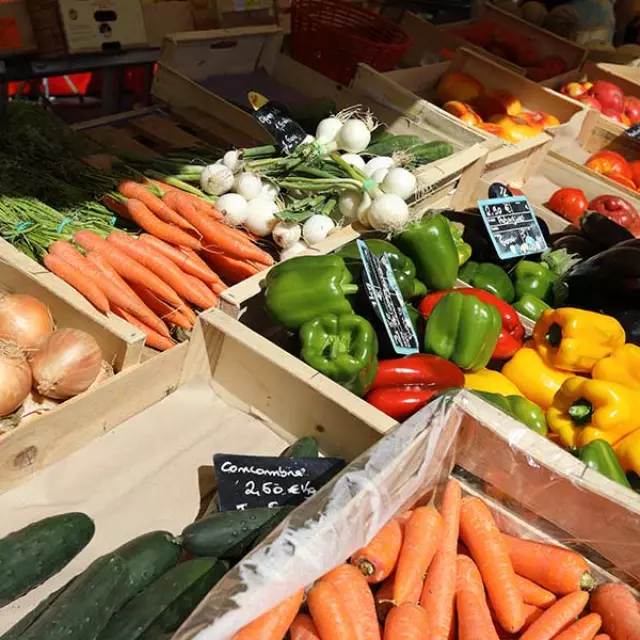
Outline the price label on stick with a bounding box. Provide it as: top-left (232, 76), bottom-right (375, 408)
top-left (357, 239), bottom-right (420, 356)
top-left (625, 123), bottom-right (640, 140)
top-left (478, 195), bottom-right (547, 261)
top-left (213, 454), bottom-right (346, 512)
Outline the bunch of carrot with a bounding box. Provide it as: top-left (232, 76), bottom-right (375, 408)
top-left (231, 480), bottom-right (640, 640)
top-left (42, 179), bottom-right (275, 351)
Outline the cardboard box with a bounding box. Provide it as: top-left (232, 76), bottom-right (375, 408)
top-left (0, 0), bottom-right (37, 55)
top-left (143, 0), bottom-right (194, 47)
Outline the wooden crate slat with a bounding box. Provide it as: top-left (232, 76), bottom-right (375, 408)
top-left (128, 114), bottom-right (209, 150)
top-left (84, 125), bottom-right (160, 157)
top-left (171, 107), bottom-right (260, 149)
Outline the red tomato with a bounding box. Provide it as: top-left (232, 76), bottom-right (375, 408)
top-left (629, 160), bottom-right (640, 189)
top-left (585, 150), bottom-right (633, 180)
top-left (547, 187), bottom-right (588, 224)
top-left (608, 171), bottom-right (637, 190)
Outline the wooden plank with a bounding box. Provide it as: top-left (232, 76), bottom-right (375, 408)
top-left (128, 114), bottom-right (207, 150)
top-left (71, 106), bottom-right (161, 131)
top-left (84, 125), bottom-right (160, 157)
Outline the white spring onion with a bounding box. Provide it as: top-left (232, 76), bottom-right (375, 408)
top-left (364, 156), bottom-right (394, 177)
top-left (357, 192), bottom-right (373, 227)
top-left (303, 215), bottom-right (336, 245)
top-left (280, 241), bottom-right (308, 261)
top-left (272, 222), bottom-right (302, 249)
top-left (340, 153), bottom-right (366, 170)
top-left (371, 167), bottom-right (389, 184)
top-left (339, 190), bottom-right (370, 222)
top-left (222, 150), bottom-right (241, 172)
top-left (315, 117), bottom-right (343, 143)
top-left (200, 164), bottom-right (234, 196)
top-left (368, 194), bottom-right (410, 232)
top-left (260, 182), bottom-right (279, 202)
top-left (336, 119), bottom-right (371, 153)
top-left (215, 193), bottom-right (248, 226)
top-left (234, 173), bottom-right (263, 201)
top-left (245, 198), bottom-right (278, 237)
top-left (382, 167), bottom-right (417, 200)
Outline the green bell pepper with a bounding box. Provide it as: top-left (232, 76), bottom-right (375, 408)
top-left (574, 439), bottom-right (631, 488)
top-left (513, 260), bottom-right (557, 304)
top-left (336, 239), bottom-right (427, 300)
top-left (459, 261), bottom-right (515, 303)
top-left (447, 220), bottom-right (472, 266)
top-left (265, 255), bottom-right (358, 329)
top-left (475, 391), bottom-right (548, 436)
top-left (512, 294), bottom-right (551, 321)
top-left (395, 214), bottom-right (459, 291)
top-left (424, 291), bottom-right (502, 371)
top-left (299, 313), bottom-right (378, 397)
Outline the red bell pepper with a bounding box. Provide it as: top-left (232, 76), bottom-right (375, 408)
top-left (365, 354), bottom-right (464, 421)
top-left (418, 288), bottom-right (525, 360)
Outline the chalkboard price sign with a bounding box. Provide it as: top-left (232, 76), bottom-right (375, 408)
top-left (625, 123), bottom-right (640, 140)
top-left (478, 195), bottom-right (547, 260)
top-left (248, 91), bottom-right (308, 154)
top-left (213, 454), bottom-right (345, 511)
top-left (357, 239), bottom-right (420, 356)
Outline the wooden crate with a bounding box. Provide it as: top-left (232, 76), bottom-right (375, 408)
top-left (352, 47), bottom-right (596, 167)
top-left (400, 4), bottom-right (586, 82)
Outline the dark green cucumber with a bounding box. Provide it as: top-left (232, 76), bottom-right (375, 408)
top-left (411, 141), bottom-right (454, 165)
top-left (0, 512), bottom-right (94, 607)
top-left (279, 436), bottom-right (319, 458)
top-left (20, 555), bottom-right (129, 640)
top-left (180, 507), bottom-right (292, 560)
top-left (365, 135), bottom-right (423, 156)
top-left (98, 558), bottom-right (227, 640)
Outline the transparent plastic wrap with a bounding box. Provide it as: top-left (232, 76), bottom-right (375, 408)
top-left (175, 389), bottom-right (640, 639)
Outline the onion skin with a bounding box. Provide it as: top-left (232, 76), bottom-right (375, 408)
top-left (0, 293), bottom-right (54, 351)
top-left (31, 329), bottom-right (103, 400)
top-left (0, 343), bottom-right (32, 417)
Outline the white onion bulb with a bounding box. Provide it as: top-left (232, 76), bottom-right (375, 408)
top-left (200, 164), bottom-right (234, 196)
top-left (364, 156), bottom-right (394, 177)
top-left (341, 153), bottom-right (366, 170)
top-left (315, 117), bottom-right (343, 143)
top-left (368, 194), bottom-right (410, 232)
top-left (234, 173), bottom-right (263, 201)
top-left (222, 150), bottom-right (241, 172)
top-left (303, 215), bottom-right (336, 245)
top-left (337, 120), bottom-right (371, 153)
top-left (244, 199), bottom-right (277, 237)
top-left (382, 167), bottom-right (417, 200)
top-left (280, 241), bottom-right (308, 261)
top-left (215, 193), bottom-right (248, 226)
top-left (272, 222), bottom-right (302, 249)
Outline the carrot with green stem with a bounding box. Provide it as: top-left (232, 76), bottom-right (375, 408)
top-left (352, 519), bottom-right (403, 584)
top-left (553, 613), bottom-right (602, 640)
top-left (290, 614), bottom-right (321, 640)
top-left (420, 479), bottom-right (461, 640)
top-left (233, 589), bottom-right (304, 640)
top-left (393, 507), bottom-right (442, 606)
top-left (459, 498), bottom-right (525, 634)
top-left (129, 283), bottom-right (193, 331)
top-left (590, 583), bottom-right (640, 640)
top-left (519, 591), bottom-right (589, 640)
top-left (515, 576), bottom-right (557, 609)
top-left (114, 308), bottom-right (176, 351)
top-left (383, 603), bottom-right (430, 640)
top-left (308, 581), bottom-right (358, 640)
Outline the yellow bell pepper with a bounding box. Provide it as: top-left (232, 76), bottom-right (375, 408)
top-left (547, 377), bottom-right (640, 449)
top-left (464, 368), bottom-right (523, 396)
top-left (614, 427), bottom-right (640, 475)
top-left (501, 344), bottom-right (573, 410)
top-left (592, 344), bottom-right (640, 391)
top-left (533, 308), bottom-right (625, 373)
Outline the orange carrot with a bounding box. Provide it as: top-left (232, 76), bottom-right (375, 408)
top-left (290, 614), bottom-right (321, 640)
top-left (498, 604), bottom-right (543, 631)
top-left (308, 581), bottom-right (358, 640)
top-left (393, 507), bottom-right (443, 606)
top-left (594, 635), bottom-right (612, 640)
top-left (125, 198), bottom-right (202, 251)
top-left (553, 614), bottom-right (602, 640)
top-left (45, 245), bottom-right (110, 314)
top-left (322, 564), bottom-right (381, 640)
top-left (455, 557), bottom-right (500, 640)
top-left (148, 177), bottom-right (223, 220)
top-left (118, 179), bottom-right (196, 231)
top-left (233, 589), bottom-right (304, 640)
top-left (502, 534), bottom-right (594, 595)
top-left (204, 251), bottom-right (263, 283)
top-left (395, 511), bottom-right (413, 528)
top-left (104, 195), bottom-right (132, 220)
top-left (383, 603), bottom-right (430, 640)
top-left (129, 283), bottom-right (193, 331)
top-left (184, 273), bottom-right (218, 309)
top-left (420, 479), bottom-right (461, 640)
top-left (375, 577), bottom-right (396, 624)
top-left (162, 190), bottom-right (274, 265)
top-left (516, 575), bottom-right (557, 609)
top-left (590, 583), bottom-right (640, 640)
top-left (520, 592), bottom-right (590, 640)
top-left (455, 554), bottom-right (487, 599)
top-left (85, 252), bottom-right (171, 339)
top-left (74, 230), bottom-right (184, 308)
top-left (459, 498), bottom-right (525, 634)
top-left (114, 308), bottom-right (176, 351)
top-left (352, 519), bottom-right (403, 584)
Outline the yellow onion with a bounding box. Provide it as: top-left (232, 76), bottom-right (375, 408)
top-left (0, 293), bottom-right (54, 351)
top-left (0, 341), bottom-right (32, 417)
top-left (31, 329), bottom-right (103, 400)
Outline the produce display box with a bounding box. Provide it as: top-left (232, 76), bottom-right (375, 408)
top-left (0, 247), bottom-right (146, 495)
top-left (399, 4), bottom-right (586, 82)
top-left (151, 25), bottom-right (490, 189)
top-left (352, 47), bottom-right (598, 164)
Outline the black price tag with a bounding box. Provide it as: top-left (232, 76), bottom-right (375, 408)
top-left (213, 454), bottom-right (345, 511)
top-left (478, 195), bottom-right (547, 260)
top-left (356, 239), bottom-right (419, 356)
top-left (249, 91), bottom-right (307, 154)
top-left (625, 123), bottom-right (640, 140)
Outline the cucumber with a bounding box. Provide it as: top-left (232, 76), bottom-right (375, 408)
top-left (411, 141), bottom-right (454, 165)
top-left (20, 555), bottom-right (129, 640)
top-left (0, 512), bottom-right (94, 607)
top-left (98, 558), bottom-right (227, 640)
top-left (279, 436), bottom-right (319, 458)
top-left (365, 135), bottom-right (423, 156)
top-left (180, 507), bottom-right (292, 560)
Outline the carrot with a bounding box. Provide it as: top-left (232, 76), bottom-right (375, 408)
top-left (522, 604), bottom-right (545, 630)
top-left (113, 308), bottom-right (176, 351)
top-left (322, 564), bottom-right (381, 640)
top-left (590, 583), bottom-right (640, 640)
top-left (45, 244), bottom-right (110, 314)
top-left (308, 581), bottom-right (358, 640)
top-left (178, 299), bottom-right (197, 325)
top-left (459, 498), bottom-right (525, 634)
top-left (375, 577), bottom-right (396, 624)
top-left (290, 614), bottom-right (321, 640)
top-left (85, 252), bottom-right (171, 339)
top-left (148, 178), bottom-right (223, 220)
top-left (455, 554), bottom-right (488, 599)
top-left (594, 635), bottom-right (612, 640)
top-left (393, 507), bottom-right (442, 606)
top-left (420, 479), bottom-right (461, 640)
top-left (129, 283), bottom-right (193, 331)
top-left (118, 179), bottom-right (196, 231)
top-left (516, 575), bottom-right (557, 609)
top-left (502, 534), bottom-right (594, 595)
top-left (205, 251), bottom-right (263, 283)
top-left (455, 557), bottom-right (500, 640)
top-left (104, 195), bottom-right (132, 220)
top-left (352, 519), bottom-right (403, 584)
top-left (395, 511), bottom-right (413, 528)
top-left (74, 230), bottom-right (184, 308)
top-left (184, 273), bottom-right (218, 309)
top-left (233, 589), bottom-right (304, 640)
top-left (162, 190), bottom-right (274, 265)
top-left (520, 592), bottom-right (589, 640)
top-left (552, 614), bottom-right (602, 640)
top-left (383, 603), bottom-right (429, 640)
